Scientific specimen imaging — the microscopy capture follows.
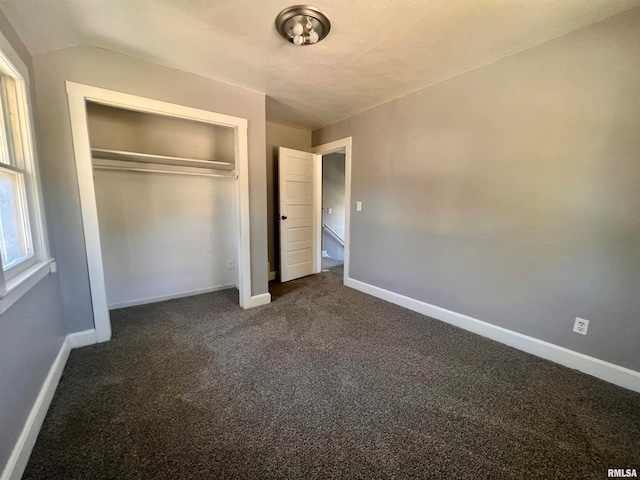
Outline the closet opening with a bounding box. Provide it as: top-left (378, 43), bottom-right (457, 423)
top-left (67, 81), bottom-right (255, 343)
top-left (87, 102), bottom-right (238, 311)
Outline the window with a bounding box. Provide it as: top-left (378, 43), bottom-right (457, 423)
top-left (0, 44), bottom-right (52, 312)
top-left (0, 77), bottom-right (35, 277)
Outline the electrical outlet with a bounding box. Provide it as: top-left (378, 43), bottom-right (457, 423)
top-left (327, 207), bottom-right (332, 214)
top-left (573, 317), bottom-right (590, 336)
top-left (356, 201), bottom-right (362, 211)
top-left (227, 260), bottom-right (234, 270)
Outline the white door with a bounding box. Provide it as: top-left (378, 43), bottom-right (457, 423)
top-left (279, 147), bottom-right (317, 282)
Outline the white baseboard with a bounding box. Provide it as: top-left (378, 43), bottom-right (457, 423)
top-left (268, 271), bottom-right (277, 281)
top-left (67, 329), bottom-right (97, 348)
top-left (1, 330), bottom-right (97, 480)
top-left (244, 293), bottom-right (271, 309)
top-left (1, 339), bottom-right (71, 480)
top-left (345, 277), bottom-right (640, 393)
top-left (108, 284), bottom-right (235, 310)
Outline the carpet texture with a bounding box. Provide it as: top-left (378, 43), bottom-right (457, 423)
top-left (321, 255), bottom-right (343, 270)
top-left (24, 267), bottom-right (640, 479)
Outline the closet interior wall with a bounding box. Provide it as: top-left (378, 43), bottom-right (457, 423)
top-left (87, 102), bottom-right (238, 309)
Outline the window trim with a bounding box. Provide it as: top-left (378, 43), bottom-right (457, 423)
top-left (0, 32), bottom-right (53, 313)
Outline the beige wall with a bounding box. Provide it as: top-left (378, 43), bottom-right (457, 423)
top-left (87, 102), bottom-right (236, 163)
top-left (265, 122), bottom-right (311, 275)
top-left (34, 46), bottom-right (269, 332)
top-left (94, 170), bottom-right (237, 308)
top-left (312, 8), bottom-right (640, 371)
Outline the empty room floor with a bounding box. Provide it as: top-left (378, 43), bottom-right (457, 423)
top-left (25, 267), bottom-right (640, 479)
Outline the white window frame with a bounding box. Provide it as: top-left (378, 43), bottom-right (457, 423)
top-left (0, 33), bottom-right (53, 313)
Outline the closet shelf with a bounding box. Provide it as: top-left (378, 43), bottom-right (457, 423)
top-left (92, 158), bottom-right (235, 178)
top-left (91, 148), bottom-right (235, 171)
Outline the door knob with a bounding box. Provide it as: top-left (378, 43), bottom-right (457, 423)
top-left (281, 215), bottom-right (288, 220)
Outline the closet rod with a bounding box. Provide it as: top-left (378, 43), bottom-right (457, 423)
top-left (93, 165), bottom-right (235, 178)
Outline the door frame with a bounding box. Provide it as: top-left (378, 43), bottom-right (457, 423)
top-left (311, 137), bottom-right (352, 283)
top-left (66, 81), bottom-right (254, 343)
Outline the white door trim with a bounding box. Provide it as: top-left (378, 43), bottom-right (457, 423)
top-left (311, 137), bottom-right (352, 283)
top-left (65, 81), bottom-right (253, 343)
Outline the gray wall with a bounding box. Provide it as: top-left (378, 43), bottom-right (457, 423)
top-left (0, 10), bottom-right (67, 473)
top-left (33, 46), bottom-right (270, 332)
top-left (265, 122), bottom-right (311, 274)
top-left (312, 8), bottom-right (640, 372)
top-left (0, 276), bottom-right (66, 470)
top-left (322, 153), bottom-right (346, 241)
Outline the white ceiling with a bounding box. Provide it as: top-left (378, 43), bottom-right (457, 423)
top-left (2, 0), bottom-right (639, 130)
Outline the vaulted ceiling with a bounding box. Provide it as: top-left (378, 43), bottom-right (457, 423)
top-left (2, 0), bottom-right (639, 129)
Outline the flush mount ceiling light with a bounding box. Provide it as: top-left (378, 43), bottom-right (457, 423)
top-left (275, 5), bottom-right (331, 46)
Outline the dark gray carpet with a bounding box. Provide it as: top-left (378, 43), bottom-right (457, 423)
top-left (322, 255), bottom-right (343, 270)
top-left (24, 267), bottom-right (640, 479)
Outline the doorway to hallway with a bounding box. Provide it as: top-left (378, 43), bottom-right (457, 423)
top-left (277, 137), bottom-right (352, 284)
top-left (321, 149), bottom-right (346, 271)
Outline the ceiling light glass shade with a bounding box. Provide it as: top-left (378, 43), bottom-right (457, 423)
top-left (275, 5), bottom-right (331, 46)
